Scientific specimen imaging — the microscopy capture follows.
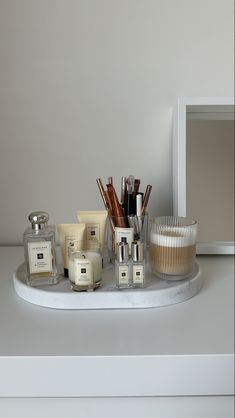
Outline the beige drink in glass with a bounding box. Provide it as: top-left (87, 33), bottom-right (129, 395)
top-left (149, 216), bottom-right (197, 280)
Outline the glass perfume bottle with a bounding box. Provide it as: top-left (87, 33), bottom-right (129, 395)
top-left (115, 237), bottom-right (132, 289)
top-left (23, 211), bottom-right (59, 286)
top-left (131, 240), bottom-right (145, 288)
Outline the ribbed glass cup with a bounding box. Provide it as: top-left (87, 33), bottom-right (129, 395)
top-left (149, 216), bottom-right (197, 280)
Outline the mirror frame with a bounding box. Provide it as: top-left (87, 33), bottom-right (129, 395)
top-left (173, 96), bottom-right (235, 254)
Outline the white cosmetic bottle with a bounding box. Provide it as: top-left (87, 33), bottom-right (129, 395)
top-left (131, 240), bottom-right (145, 288)
top-left (115, 237), bottom-right (131, 289)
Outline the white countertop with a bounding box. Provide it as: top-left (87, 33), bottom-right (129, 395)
top-left (0, 247), bottom-right (234, 397)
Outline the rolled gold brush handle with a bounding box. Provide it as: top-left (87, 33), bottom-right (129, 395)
top-left (141, 185), bottom-right (152, 216)
top-left (108, 176), bottom-right (113, 185)
top-left (106, 184), bottom-right (127, 228)
top-left (133, 179), bottom-right (140, 198)
top-left (96, 178), bottom-right (109, 210)
top-left (96, 178), bottom-right (115, 232)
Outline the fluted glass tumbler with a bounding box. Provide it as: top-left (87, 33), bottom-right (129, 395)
top-left (149, 216), bottom-right (197, 280)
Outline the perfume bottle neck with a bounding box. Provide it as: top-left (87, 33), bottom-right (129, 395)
top-left (32, 222), bottom-right (48, 231)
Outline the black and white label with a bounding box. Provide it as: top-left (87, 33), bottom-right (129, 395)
top-left (65, 236), bottom-right (82, 258)
top-left (133, 265), bottom-right (144, 284)
top-left (86, 223), bottom-right (100, 243)
top-left (74, 259), bottom-right (93, 286)
top-left (28, 241), bottom-right (52, 274)
top-left (118, 265), bottom-right (129, 285)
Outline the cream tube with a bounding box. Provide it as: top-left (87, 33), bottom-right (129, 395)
top-left (57, 223), bottom-right (86, 277)
top-left (76, 210), bottom-right (108, 252)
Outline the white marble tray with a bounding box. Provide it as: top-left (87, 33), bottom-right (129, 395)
top-left (12, 262), bottom-right (202, 310)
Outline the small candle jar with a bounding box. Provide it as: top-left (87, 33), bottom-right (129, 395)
top-left (69, 244), bottom-right (102, 291)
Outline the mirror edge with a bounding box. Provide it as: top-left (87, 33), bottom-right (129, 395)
top-left (173, 96), bottom-right (235, 255)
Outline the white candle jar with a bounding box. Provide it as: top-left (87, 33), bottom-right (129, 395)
top-left (69, 244), bottom-right (102, 291)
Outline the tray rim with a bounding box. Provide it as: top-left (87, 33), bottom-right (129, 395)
top-left (12, 262), bottom-right (202, 310)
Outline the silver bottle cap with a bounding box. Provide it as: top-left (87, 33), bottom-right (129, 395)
top-left (28, 211), bottom-right (49, 230)
top-left (131, 240), bottom-right (144, 262)
top-left (117, 237), bottom-right (129, 262)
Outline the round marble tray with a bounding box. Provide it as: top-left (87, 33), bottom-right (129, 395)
top-left (13, 262), bottom-right (202, 310)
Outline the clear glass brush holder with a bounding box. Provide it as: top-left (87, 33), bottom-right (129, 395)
top-left (149, 216), bottom-right (197, 280)
top-left (107, 213), bottom-right (149, 263)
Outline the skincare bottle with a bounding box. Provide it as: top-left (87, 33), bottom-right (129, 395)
top-left (131, 241), bottom-right (145, 288)
top-left (23, 212), bottom-right (59, 286)
top-left (57, 223), bottom-right (86, 278)
top-left (115, 237), bottom-right (131, 289)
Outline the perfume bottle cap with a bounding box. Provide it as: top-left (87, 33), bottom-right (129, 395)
top-left (117, 237), bottom-right (129, 262)
top-left (131, 240), bottom-right (144, 262)
top-left (28, 211), bottom-right (49, 230)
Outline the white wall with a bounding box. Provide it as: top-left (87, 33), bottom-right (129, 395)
top-left (0, 0), bottom-right (234, 245)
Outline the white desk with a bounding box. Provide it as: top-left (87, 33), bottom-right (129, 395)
top-left (0, 247), bottom-right (234, 417)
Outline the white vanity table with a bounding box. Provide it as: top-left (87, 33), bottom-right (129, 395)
top-left (0, 247), bottom-right (234, 417)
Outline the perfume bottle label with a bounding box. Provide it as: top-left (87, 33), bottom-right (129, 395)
top-left (28, 241), bottom-right (52, 274)
top-left (133, 265), bottom-right (144, 283)
top-left (74, 259), bottom-right (93, 286)
top-left (118, 265), bottom-right (129, 284)
top-left (86, 223), bottom-right (100, 243)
